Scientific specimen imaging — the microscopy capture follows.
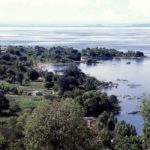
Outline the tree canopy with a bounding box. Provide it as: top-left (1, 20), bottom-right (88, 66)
top-left (25, 101), bottom-right (94, 150)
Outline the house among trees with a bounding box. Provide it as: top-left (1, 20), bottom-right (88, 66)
top-left (32, 90), bottom-right (43, 96)
top-left (0, 46), bottom-right (8, 54)
top-left (83, 117), bottom-right (97, 133)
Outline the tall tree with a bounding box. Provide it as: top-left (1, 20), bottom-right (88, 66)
top-left (25, 101), bottom-right (94, 150)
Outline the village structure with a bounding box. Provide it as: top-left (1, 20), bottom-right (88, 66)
top-left (0, 46), bottom-right (8, 54)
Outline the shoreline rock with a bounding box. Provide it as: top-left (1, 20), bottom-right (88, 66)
top-left (128, 111), bottom-right (140, 115)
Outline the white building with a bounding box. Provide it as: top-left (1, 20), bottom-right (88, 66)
top-left (0, 46), bottom-right (8, 54)
top-left (32, 90), bottom-right (43, 96)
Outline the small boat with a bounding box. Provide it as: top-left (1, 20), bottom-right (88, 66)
top-left (126, 62), bottom-right (131, 64)
top-left (128, 111), bottom-right (140, 115)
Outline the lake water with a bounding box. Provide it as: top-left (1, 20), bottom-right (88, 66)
top-left (1, 26), bottom-right (150, 135)
top-left (1, 27), bottom-right (150, 53)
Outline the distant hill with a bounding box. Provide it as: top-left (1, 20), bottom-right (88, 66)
top-left (0, 23), bottom-right (150, 28)
top-left (85, 23), bottom-right (150, 27)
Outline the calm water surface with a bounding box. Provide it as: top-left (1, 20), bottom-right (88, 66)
top-left (1, 27), bottom-right (150, 52)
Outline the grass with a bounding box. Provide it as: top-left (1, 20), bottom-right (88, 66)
top-left (0, 80), bottom-right (51, 96)
top-left (18, 96), bottom-right (44, 110)
top-left (0, 80), bottom-right (54, 112)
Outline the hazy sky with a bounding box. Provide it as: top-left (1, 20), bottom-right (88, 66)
top-left (0, 0), bottom-right (150, 25)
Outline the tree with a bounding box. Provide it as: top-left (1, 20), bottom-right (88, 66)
top-left (95, 112), bottom-right (117, 149)
top-left (63, 65), bottom-right (85, 80)
top-left (16, 73), bottom-right (24, 85)
top-left (28, 70), bottom-right (39, 81)
top-left (114, 121), bottom-right (138, 149)
top-left (96, 111), bottom-right (117, 131)
top-left (45, 82), bottom-right (54, 89)
top-left (84, 77), bottom-right (97, 91)
top-left (44, 72), bottom-right (54, 89)
top-left (96, 128), bottom-right (112, 148)
top-left (6, 69), bottom-right (16, 83)
top-left (44, 72), bottom-right (54, 82)
top-left (0, 122), bottom-right (24, 150)
top-left (135, 51), bottom-right (144, 57)
top-left (114, 136), bottom-right (143, 150)
top-left (75, 92), bottom-right (120, 117)
top-left (58, 76), bottom-right (79, 93)
top-left (24, 73), bottom-right (30, 85)
top-left (0, 95), bottom-right (9, 114)
top-left (25, 101), bottom-right (94, 150)
top-left (115, 121), bottom-right (137, 138)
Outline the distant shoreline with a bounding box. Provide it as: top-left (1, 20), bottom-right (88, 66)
top-left (1, 23), bottom-right (150, 28)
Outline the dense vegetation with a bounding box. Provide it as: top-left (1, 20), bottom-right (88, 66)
top-left (82, 47), bottom-right (144, 58)
top-left (0, 45), bottom-right (149, 150)
top-left (82, 48), bottom-right (144, 63)
top-left (0, 45), bottom-right (144, 65)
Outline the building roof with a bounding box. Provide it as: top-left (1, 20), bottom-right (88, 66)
top-left (83, 117), bottom-right (96, 121)
top-left (33, 90), bottom-right (42, 93)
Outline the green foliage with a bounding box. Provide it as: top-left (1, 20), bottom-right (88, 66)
top-left (28, 70), bottom-right (39, 81)
top-left (115, 121), bottom-right (137, 138)
top-left (45, 82), bottom-right (54, 89)
top-left (9, 100), bottom-right (21, 114)
top-left (0, 116), bottom-right (25, 150)
top-left (58, 76), bottom-right (79, 92)
top-left (57, 66), bottom-right (84, 93)
top-left (19, 97), bottom-right (43, 111)
top-left (0, 82), bottom-right (23, 95)
top-left (25, 101), bottom-right (94, 150)
top-left (57, 65), bottom-right (106, 95)
top-left (0, 45), bottom-right (146, 150)
top-left (82, 47), bottom-right (144, 61)
top-left (95, 112), bottom-right (117, 149)
top-left (0, 46), bottom-right (35, 84)
top-left (96, 128), bottom-right (112, 148)
top-left (48, 47), bottom-right (81, 63)
top-left (63, 65), bottom-right (84, 78)
top-left (0, 95), bottom-right (9, 114)
top-left (44, 71), bottom-right (54, 82)
top-left (6, 69), bottom-right (16, 83)
top-left (84, 77), bottom-right (98, 91)
top-left (141, 97), bottom-right (150, 148)
top-left (96, 111), bottom-right (117, 131)
top-left (75, 92), bottom-right (120, 117)
top-left (114, 136), bottom-right (143, 150)
top-left (16, 72), bottom-right (24, 85)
